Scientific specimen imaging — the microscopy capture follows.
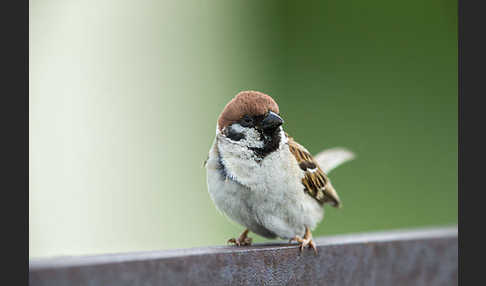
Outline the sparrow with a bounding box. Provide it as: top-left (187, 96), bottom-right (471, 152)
top-left (204, 90), bottom-right (354, 253)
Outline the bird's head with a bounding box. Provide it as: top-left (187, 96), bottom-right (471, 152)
top-left (217, 90), bottom-right (285, 158)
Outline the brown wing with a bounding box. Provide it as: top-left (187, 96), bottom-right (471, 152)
top-left (286, 133), bottom-right (341, 207)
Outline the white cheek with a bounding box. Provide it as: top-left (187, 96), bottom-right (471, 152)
top-left (230, 123), bottom-right (247, 133)
top-left (278, 127), bottom-right (287, 145)
top-left (228, 123), bottom-right (264, 149)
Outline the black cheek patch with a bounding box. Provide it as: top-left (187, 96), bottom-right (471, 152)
top-left (225, 127), bottom-right (245, 141)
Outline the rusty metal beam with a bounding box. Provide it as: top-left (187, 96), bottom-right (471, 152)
top-left (29, 226), bottom-right (457, 286)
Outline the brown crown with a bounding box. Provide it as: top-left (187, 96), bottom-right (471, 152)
top-left (217, 90), bottom-right (279, 130)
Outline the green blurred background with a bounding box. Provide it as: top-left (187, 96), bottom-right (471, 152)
top-left (29, 0), bottom-right (457, 258)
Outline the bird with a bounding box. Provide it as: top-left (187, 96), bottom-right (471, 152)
top-left (204, 90), bottom-right (354, 253)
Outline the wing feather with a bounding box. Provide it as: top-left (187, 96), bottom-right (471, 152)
top-left (286, 133), bottom-right (341, 207)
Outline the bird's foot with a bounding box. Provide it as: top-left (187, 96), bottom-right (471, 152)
top-left (228, 229), bottom-right (252, 246)
top-left (290, 227), bottom-right (318, 254)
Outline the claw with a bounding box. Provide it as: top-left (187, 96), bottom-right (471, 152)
top-left (227, 238), bottom-right (239, 246)
top-left (228, 229), bottom-right (252, 246)
top-left (290, 227), bottom-right (318, 255)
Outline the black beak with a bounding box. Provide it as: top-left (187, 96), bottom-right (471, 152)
top-left (260, 111), bottom-right (284, 133)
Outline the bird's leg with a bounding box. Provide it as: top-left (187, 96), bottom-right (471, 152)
top-left (290, 226), bottom-right (318, 254)
top-left (228, 229), bottom-right (252, 246)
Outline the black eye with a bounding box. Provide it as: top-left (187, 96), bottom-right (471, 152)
top-left (240, 115), bottom-right (254, 127)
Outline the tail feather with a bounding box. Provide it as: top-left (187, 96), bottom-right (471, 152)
top-left (314, 147), bottom-right (356, 174)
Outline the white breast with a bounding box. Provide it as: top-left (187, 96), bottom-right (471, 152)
top-left (205, 130), bottom-right (324, 240)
